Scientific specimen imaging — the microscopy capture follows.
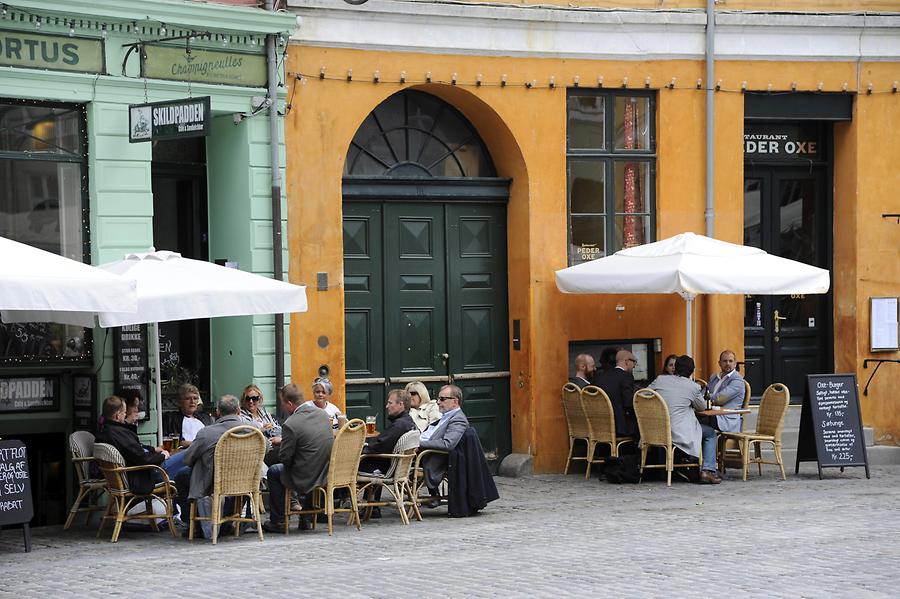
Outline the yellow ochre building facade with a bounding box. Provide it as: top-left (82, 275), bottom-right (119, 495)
top-left (283, 0), bottom-right (900, 472)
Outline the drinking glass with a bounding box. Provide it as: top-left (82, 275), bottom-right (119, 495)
top-left (365, 416), bottom-right (377, 435)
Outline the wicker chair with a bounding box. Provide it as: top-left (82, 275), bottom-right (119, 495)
top-left (718, 383), bottom-right (790, 481)
top-left (188, 425), bottom-right (267, 544)
top-left (64, 431), bottom-right (107, 530)
top-left (561, 383), bottom-right (590, 474)
top-left (93, 443), bottom-right (178, 543)
top-left (718, 379), bottom-right (752, 472)
top-left (357, 429), bottom-right (421, 524)
top-left (633, 388), bottom-right (701, 487)
top-left (582, 385), bottom-right (635, 479)
top-left (409, 448), bottom-right (450, 514)
top-left (285, 418), bottom-right (366, 535)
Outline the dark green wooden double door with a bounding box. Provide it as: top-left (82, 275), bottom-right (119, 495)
top-left (343, 200), bottom-right (510, 463)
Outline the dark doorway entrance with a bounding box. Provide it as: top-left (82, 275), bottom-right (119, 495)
top-left (342, 90), bottom-right (511, 465)
top-left (151, 138), bottom-right (209, 404)
top-left (743, 123), bottom-right (833, 402)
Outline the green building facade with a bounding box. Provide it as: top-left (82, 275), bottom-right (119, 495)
top-left (0, 0), bottom-right (296, 524)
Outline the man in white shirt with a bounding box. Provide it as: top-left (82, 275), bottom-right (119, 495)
top-left (163, 384), bottom-right (212, 448)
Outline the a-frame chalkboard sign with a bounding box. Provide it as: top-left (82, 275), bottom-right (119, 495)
top-left (0, 439), bottom-right (33, 552)
top-left (796, 374), bottom-right (870, 479)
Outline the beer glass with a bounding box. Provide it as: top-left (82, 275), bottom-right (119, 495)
top-left (162, 437), bottom-right (174, 453)
top-left (365, 416), bottom-right (377, 435)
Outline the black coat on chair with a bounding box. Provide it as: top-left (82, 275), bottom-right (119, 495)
top-left (447, 427), bottom-right (499, 518)
top-left (595, 367), bottom-right (638, 438)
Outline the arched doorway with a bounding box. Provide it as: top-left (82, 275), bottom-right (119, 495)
top-left (342, 90), bottom-right (511, 465)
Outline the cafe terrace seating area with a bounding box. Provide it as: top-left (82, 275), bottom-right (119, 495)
top-left (562, 381), bottom-right (791, 486)
top-left (66, 419), bottom-right (476, 543)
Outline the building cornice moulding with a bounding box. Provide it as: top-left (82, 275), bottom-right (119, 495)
top-left (7, 0), bottom-right (298, 35)
top-left (287, 0), bottom-right (900, 62)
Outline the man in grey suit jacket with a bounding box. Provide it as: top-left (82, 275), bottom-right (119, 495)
top-left (180, 394), bottom-right (247, 498)
top-left (705, 350), bottom-right (746, 433)
top-left (177, 394), bottom-right (247, 531)
top-left (419, 384), bottom-right (469, 490)
top-left (263, 384), bottom-right (334, 532)
top-left (649, 355), bottom-right (721, 484)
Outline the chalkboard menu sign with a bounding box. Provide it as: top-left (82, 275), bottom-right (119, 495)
top-left (796, 374), bottom-right (870, 479)
top-left (113, 324), bottom-right (150, 421)
top-left (0, 440), bottom-right (33, 552)
top-left (0, 376), bottom-right (60, 413)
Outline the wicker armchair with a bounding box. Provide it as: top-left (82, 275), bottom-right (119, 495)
top-left (93, 443), bottom-right (178, 543)
top-left (188, 425), bottom-right (267, 544)
top-left (285, 418), bottom-right (366, 535)
top-left (718, 383), bottom-right (790, 481)
top-left (64, 431), bottom-right (107, 530)
top-left (718, 379), bottom-right (752, 471)
top-left (561, 383), bottom-right (590, 474)
top-left (409, 448), bottom-right (449, 514)
top-left (633, 388), bottom-right (701, 487)
top-left (582, 385), bottom-right (635, 479)
top-left (357, 429), bottom-right (421, 524)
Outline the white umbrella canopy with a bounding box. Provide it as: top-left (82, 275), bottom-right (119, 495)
top-left (4, 249), bottom-right (308, 443)
top-left (0, 235), bottom-right (136, 316)
top-left (555, 232), bottom-right (830, 356)
top-left (5, 250), bottom-right (308, 327)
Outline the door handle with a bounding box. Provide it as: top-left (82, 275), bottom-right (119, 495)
top-left (440, 353), bottom-right (449, 362)
top-left (774, 309), bottom-right (787, 333)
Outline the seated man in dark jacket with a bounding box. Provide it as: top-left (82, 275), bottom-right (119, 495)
top-left (96, 395), bottom-right (190, 514)
top-left (361, 388), bottom-right (416, 468)
top-left (357, 388), bottom-right (417, 518)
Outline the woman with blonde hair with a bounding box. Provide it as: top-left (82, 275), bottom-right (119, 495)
top-left (405, 381), bottom-right (441, 432)
top-left (240, 384), bottom-right (282, 442)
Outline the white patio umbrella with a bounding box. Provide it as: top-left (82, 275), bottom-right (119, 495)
top-left (5, 249), bottom-right (308, 442)
top-left (555, 232), bottom-right (830, 357)
top-left (0, 235), bottom-right (136, 316)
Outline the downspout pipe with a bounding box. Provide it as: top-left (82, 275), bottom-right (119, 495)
top-left (265, 0), bottom-right (285, 391)
top-left (705, 0), bottom-right (716, 238)
top-left (703, 0), bottom-right (715, 366)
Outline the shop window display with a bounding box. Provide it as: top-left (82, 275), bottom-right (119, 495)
top-left (0, 100), bottom-right (91, 364)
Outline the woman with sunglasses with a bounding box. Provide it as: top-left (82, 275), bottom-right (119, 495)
top-left (405, 381), bottom-right (441, 432)
top-left (241, 384), bottom-right (282, 441)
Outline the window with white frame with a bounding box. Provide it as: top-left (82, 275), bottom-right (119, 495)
top-left (566, 90), bottom-right (656, 265)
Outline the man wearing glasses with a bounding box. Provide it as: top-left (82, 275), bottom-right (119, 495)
top-left (418, 384), bottom-right (469, 494)
top-left (163, 383), bottom-right (212, 449)
top-left (596, 349), bottom-right (639, 442)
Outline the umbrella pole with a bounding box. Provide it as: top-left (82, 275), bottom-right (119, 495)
top-left (685, 296), bottom-right (694, 358)
top-left (153, 321), bottom-right (164, 447)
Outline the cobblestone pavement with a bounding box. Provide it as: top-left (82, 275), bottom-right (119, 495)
top-left (2, 465), bottom-right (898, 598)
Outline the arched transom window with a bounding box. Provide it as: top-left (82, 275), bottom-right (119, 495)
top-left (344, 90), bottom-right (496, 178)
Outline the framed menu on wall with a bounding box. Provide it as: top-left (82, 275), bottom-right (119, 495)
top-left (113, 324), bottom-right (150, 421)
top-left (870, 297), bottom-right (899, 352)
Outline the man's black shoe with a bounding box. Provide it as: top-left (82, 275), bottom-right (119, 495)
top-left (262, 520), bottom-right (286, 534)
top-left (316, 513), bottom-right (328, 524)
